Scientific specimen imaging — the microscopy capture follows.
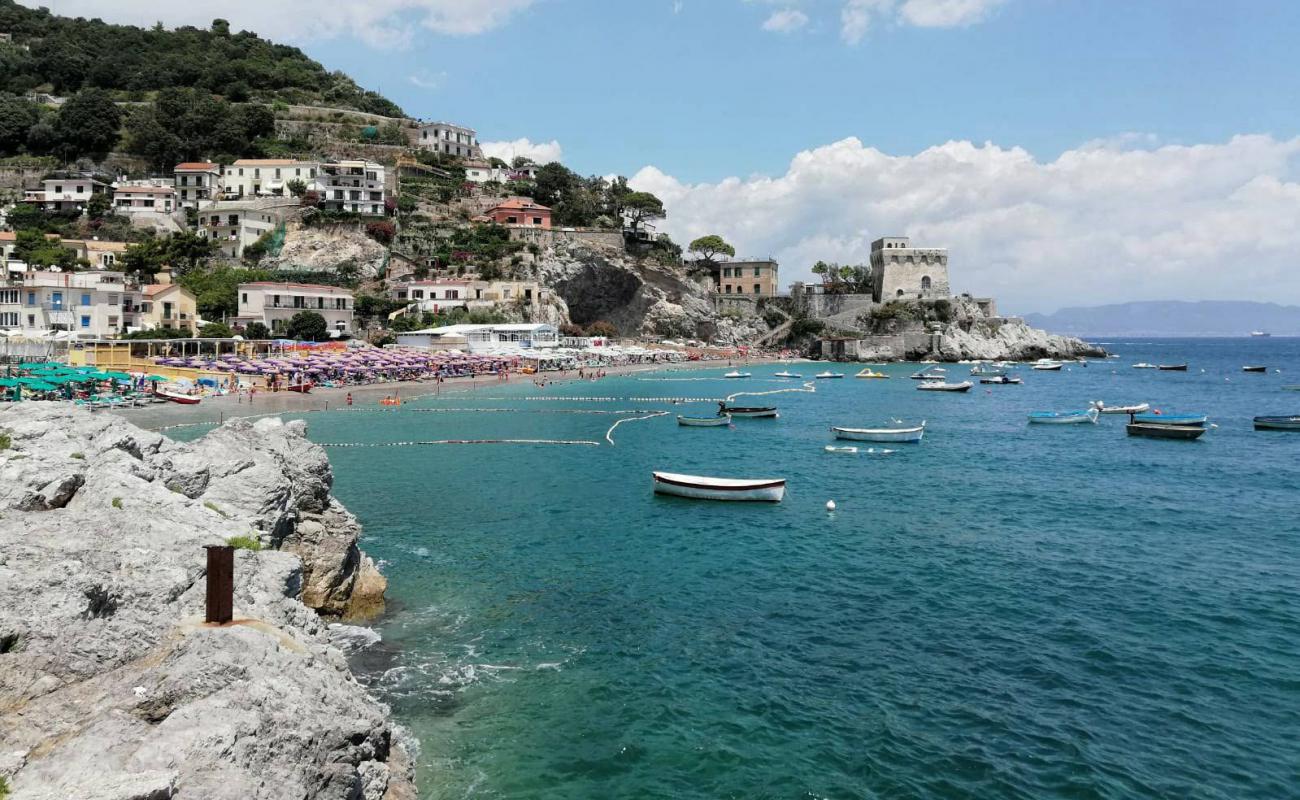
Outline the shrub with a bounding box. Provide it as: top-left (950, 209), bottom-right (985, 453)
top-left (790, 318), bottom-right (825, 338)
top-left (204, 501), bottom-right (230, 519)
top-left (585, 320), bottom-right (618, 338)
top-left (227, 535), bottom-right (263, 551)
top-left (70, 452), bottom-right (85, 460)
top-left (365, 221), bottom-right (396, 245)
top-left (0, 432), bottom-right (10, 451)
top-left (111, 497), bottom-right (123, 509)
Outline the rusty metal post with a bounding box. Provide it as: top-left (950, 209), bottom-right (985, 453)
top-left (204, 545), bottom-right (234, 624)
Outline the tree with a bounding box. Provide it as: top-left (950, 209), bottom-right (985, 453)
top-left (164, 230), bottom-right (218, 274)
top-left (511, 156), bottom-right (533, 169)
top-left (301, 190), bottom-right (321, 207)
top-left (53, 88), bottom-right (122, 162)
top-left (242, 321), bottom-right (271, 340)
top-left (0, 93), bottom-right (40, 155)
top-left (285, 311), bottom-right (328, 342)
top-left (487, 156), bottom-right (509, 169)
top-left (621, 191), bottom-right (665, 233)
top-left (198, 321), bottom-right (233, 338)
top-left (811, 261), bottom-right (831, 286)
top-left (86, 191), bottom-right (112, 220)
top-left (585, 320), bottom-right (617, 338)
top-left (688, 235), bottom-right (735, 266)
top-left (286, 178), bottom-right (307, 197)
top-left (120, 237), bottom-right (169, 281)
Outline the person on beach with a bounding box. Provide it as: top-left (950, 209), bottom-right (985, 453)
top-left (346, 393), bottom-right (353, 406)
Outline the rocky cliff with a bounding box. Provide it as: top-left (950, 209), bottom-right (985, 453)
top-left (263, 221), bottom-right (389, 279)
top-left (0, 407), bottom-right (413, 800)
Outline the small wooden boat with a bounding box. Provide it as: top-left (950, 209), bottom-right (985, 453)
top-left (720, 405), bottom-right (778, 418)
top-left (832, 422), bottom-right (925, 443)
top-left (1132, 412), bottom-right (1207, 427)
top-left (1157, 364), bottom-right (1188, 371)
top-left (1028, 409), bottom-right (1099, 425)
top-left (1132, 363), bottom-right (1157, 369)
top-left (773, 371), bottom-right (803, 379)
top-left (678, 414), bottom-right (731, 427)
top-left (153, 387), bottom-right (201, 405)
top-left (909, 368), bottom-right (946, 380)
top-left (1127, 423), bottom-right (1206, 440)
top-left (980, 375), bottom-right (1022, 385)
top-left (1253, 415), bottom-right (1300, 431)
top-left (814, 371), bottom-right (844, 379)
top-left (824, 445), bottom-right (858, 454)
top-left (1242, 365), bottom-right (1268, 373)
top-left (856, 369), bottom-right (890, 379)
top-left (1031, 361), bottom-right (1063, 371)
top-left (917, 380), bottom-right (973, 392)
top-left (652, 471), bottom-right (786, 502)
top-left (1091, 401), bottom-right (1150, 414)
top-left (723, 371), bottom-right (751, 379)
top-left (286, 382), bottom-right (314, 394)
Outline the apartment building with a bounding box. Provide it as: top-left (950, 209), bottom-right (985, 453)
top-left (39, 175), bottom-right (109, 212)
top-left (139, 283), bottom-right (198, 334)
top-left (391, 278), bottom-right (550, 314)
top-left (223, 159), bottom-right (319, 199)
top-left (463, 160), bottom-right (540, 183)
top-left (233, 282), bottom-right (354, 337)
top-left (112, 185), bottom-right (175, 214)
top-left (716, 259), bottom-right (780, 297)
top-left (173, 162), bottom-right (223, 208)
top-left (196, 200), bottom-right (296, 258)
top-left (0, 271), bottom-right (142, 337)
top-left (484, 197), bottom-right (551, 228)
top-left (417, 121), bottom-right (481, 159)
top-left (314, 160), bottom-right (386, 215)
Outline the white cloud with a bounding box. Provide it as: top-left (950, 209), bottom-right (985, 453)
top-left (762, 8), bottom-right (810, 32)
top-left (629, 134), bottom-right (1300, 312)
top-left (480, 138), bottom-right (564, 165)
top-left (408, 70), bottom-right (448, 90)
top-left (840, 0), bottom-right (1006, 42)
top-left (29, 0), bottom-right (534, 48)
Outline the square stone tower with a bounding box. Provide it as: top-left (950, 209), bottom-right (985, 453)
top-left (869, 236), bottom-right (950, 302)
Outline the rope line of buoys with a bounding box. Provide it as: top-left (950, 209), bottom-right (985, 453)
top-left (605, 411), bottom-right (671, 446)
top-left (726, 381), bottom-right (817, 403)
top-left (320, 438), bottom-right (600, 448)
top-left (332, 407), bottom-right (662, 415)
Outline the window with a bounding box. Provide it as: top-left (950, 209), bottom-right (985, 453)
top-left (241, 292), bottom-right (248, 304)
top-left (506, 216), bottom-right (518, 224)
top-left (725, 285), bottom-right (732, 294)
top-left (921, 275), bottom-right (932, 290)
top-left (80, 315), bottom-right (90, 328)
top-left (227, 215), bottom-right (238, 226)
top-left (80, 293), bottom-right (91, 306)
top-left (754, 267), bottom-right (761, 277)
top-left (26, 292), bottom-right (34, 306)
top-left (754, 284), bottom-right (761, 295)
top-left (737, 285), bottom-right (744, 294)
top-left (53, 185), bottom-right (62, 193)
top-left (75, 184), bottom-right (85, 194)
top-left (532, 217), bottom-right (542, 226)
top-left (51, 292), bottom-right (62, 309)
top-left (275, 169), bottom-right (281, 179)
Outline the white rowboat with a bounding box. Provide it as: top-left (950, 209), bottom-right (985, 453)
top-left (1091, 401), bottom-right (1150, 414)
top-left (677, 414), bottom-right (731, 427)
top-left (824, 446), bottom-right (858, 454)
top-left (652, 471), bottom-right (786, 502)
top-left (831, 422), bottom-right (925, 443)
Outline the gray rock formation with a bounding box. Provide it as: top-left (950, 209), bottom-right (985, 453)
top-left (0, 407), bottom-right (413, 799)
top-left (263, 221), bottom-right (389, 279)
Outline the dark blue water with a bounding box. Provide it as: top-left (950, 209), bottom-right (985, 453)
top-left (252, 339), bottom-right (1300, 798)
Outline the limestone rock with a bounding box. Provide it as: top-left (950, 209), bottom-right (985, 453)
top-left (261, 221), bottom-right (388, 279)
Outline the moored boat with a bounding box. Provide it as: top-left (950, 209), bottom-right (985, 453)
top-left (856, 368), bottom-right (890, 379)
top-left (773, 371), bottom-right (803, 379)
top-left (1127, 423), bottom-right (1206, 440)
top-left (719, 403), bottom-right (778, 418)
top-left (652, 471), bottom-right (786, 502)
top-left (153, 387), bottom-right (201, 405)
top-left (917, 380), bottom-right (973, 392)
top-left (1027, 409), bottom-right (1099, 425)
top-left (1132, 412), bottom-right (1208, 427)
top-left (1242, 365), bottom-right (1268, 373)
top-left (1032, 361), bottom-right (1063, 371)
top-left (980, 375), bottom-right (1022, 385)
top-left (286, 382), bottom-right (313, 394)
top-left (1090, 401), bottom-right (1150, 414)
top-left (1132, 363), bottom-right (1157, 369)
top-left (831, 421), bottom-right (925, 443)
top-left (1157, 363), bottom-right (1188, 371)
top-left (970, 364), bottom-right (1006, 377)
top-left (723, 370), bottom-right (751, 379)
top-left (1253, 415), bottom-right (1300, 431)
top-left (677, 414), bottom-right (731, 427)
top-left (909, 368), bottom-right (946, 380)
top-left (814, 371), bottom-right (845, 379)
top-left (824, 445), bottom-right (858, 454)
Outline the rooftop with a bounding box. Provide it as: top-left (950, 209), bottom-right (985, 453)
top-left (174, 162), bottom-right (219, 171)
top-left (488, 197), bottom-right (551, 212)
top-left (114, 185), bottom-right (174, 194)
top-left (231, 159), bottom-right (310, 166)
top-left (240, 282), bottom-right (354, 293)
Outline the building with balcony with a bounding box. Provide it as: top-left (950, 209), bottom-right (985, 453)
top-left (39, 175), bottom-right (109, 212)
top-left (314, 160), bottom-right (386, 215)
top-left (463, 160), bottom-right (539, 183)
top-left (484, 197), bottom-right (551, 228)
top-left (390, 278), bottom-right (551, 316)
top-left (223, 159), bottom-right (318, 199)
top-left (173, 162), bottom-right (223, 208)
top-left (112, 185), bottom-right (175, 214)
top-left (0, 271), bottom-right (141, 337)
top-left (233, 282), bottom-right (354, 337)
top-left (139, 283), bottom-right (198, 334)
top-left (196, 200), bottom-right (297, 259)
top-left (715, 259), bottom-right (780, 297)
top-left (417, 121), bottom-right (481, 159)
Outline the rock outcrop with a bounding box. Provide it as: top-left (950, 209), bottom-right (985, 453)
top-left (0, 407), bottom-right (413, 799)
top-left (263, 221), bottom-right (389, 279)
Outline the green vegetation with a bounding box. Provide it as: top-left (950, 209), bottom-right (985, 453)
top-left (111, 497), bottom-right (123, 509)
top-left (285, 310), bottom-right (327, 342)
top-left (585, 320), bottom-right (618, 338)
top-left (227, 534), bottom-right (262, 551)
top-left (242, 321), bottom-right (271, 340)
top-left (121, 327), bottom-right (190, 340)
top-left (69, 452), bottom-right (84, 460)
top-left (198, 321), bottom-right (234, 338)
top-left (204, 501), bottom-right (230, 519)
top-left (120, 232), bottom-right (218, 281)
top-left (789, 318), bottom-right (826, 338)
top-left (0, 432), bottom-right (11, 451)
top-left (811, 261), bottom-right (872, 294)
top-left (0, 5), bottom-right (402, 115)
top-left (688, 234), bottom-right (735, 265)
top-left (621, 191), bottom-right (665, 234)
top-left (122, 88), bottom-right (276, 170)
top-left (1, 772), bottom-right (9, 798)
top-left (177, 266), bottom-right (272, 319)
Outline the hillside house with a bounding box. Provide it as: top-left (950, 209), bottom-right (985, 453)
top-left (139, 283), bottom-right (198, 334)
top-left (315, 160), bottom-right (386, 215)
top-left (0, 270), bottom-right (142, 337)
top-left (39, 175), bottom-right (109, 212)
top-left (173, 162), bottom-right (223, 208)
top-left (223, 159), bottom-right (318, 199)
top-left (485, 197), bottom-right (551, 228)
top-left (417, 121), bottom-right (481, 159)
top-left (112, 185), bottom-right (175, 214)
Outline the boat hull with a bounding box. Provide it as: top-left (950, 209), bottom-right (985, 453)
top-left (917, 381), bottom-right (972, 392)
top-left (856, 371), bottom-right (890, 379)
top-left (677, 415), bottom-right (731, 427)
top-left (1253, 416), bottom-right (1300, 431)
top-left (814, 373), bottom-right (844, 379)
top-left (652, 471), bottom-right (785, 502)
top-left (832, 425), bottom-right (924, 443)
top-left (1028, 409), bottom-right (1099, 425)
top-left (1094, 403), bottom-right (1150, 414)
top-left (1032, 364), bottom-right (1063, 371)
top-left (1242, 366), bottom-right (1268, 373)
top-left (154, 389), bottom-right (200, 405)
top-left (1157, 364), bottom-right (1188, 371)
top-left (286, 382), bottom-right (313, 394)
top-left (1132, 413), bottom-right (1207, 427)
top-left (1127, 423), bottom-right (1206, 440)
top-left (980, 376), bottom-right (1022, 385)
top-left (722, 406), bottom-right (778, 418)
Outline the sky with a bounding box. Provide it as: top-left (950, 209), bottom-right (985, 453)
top-left (32, 0), bottom-right (1300, 313)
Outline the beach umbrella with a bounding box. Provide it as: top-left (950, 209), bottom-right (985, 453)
top-left (145, 375), bottom-right (169, 382)
top-left (23, 380), bottom-right (57, 391)
top-left (0, 378), bottom-right (19, 387)
top-left (100, 372), bottom-right (133, 382)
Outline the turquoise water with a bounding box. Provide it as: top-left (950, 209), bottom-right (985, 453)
top-left (206, 340), bottom-right (1300, 798)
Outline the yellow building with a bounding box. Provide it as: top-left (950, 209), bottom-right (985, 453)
top-left (140, 283), bottom-right (199, 334)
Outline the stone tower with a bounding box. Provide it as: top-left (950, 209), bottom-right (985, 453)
top-left (869, 236), bottom-right (950, 303)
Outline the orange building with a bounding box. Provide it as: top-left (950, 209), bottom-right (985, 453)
top-left (485, 197), bottom-right (552, 228)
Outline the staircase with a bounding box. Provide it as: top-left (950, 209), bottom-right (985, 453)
top-left (751, 306), bottom-right (794, 348)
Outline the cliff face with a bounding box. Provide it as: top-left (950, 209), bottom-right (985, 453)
top-left (0, 407), bottom-right (413, 800)
top-left (262, 221), bottom-right (389, 279)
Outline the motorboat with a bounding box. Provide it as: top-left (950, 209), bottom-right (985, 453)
top-left (814, 371), bottom-right (845, 379)
top-left (1028, 409), bottom-right (1099, 425)
top-left (856, 369), bottom-right (890, 379)
top-left (1032, 361), bottom-right (1063, 371)
top-left (652, 471), bottom-right (786, 502)
top-left (1132, 412), bottom-right (1208, 427)
top-left (824, 446), bottom-right (858, 454)
top-left (1253, 415), bottom-right (1300, 431)
top-left (1127, 423), bottom-right (1206, 440)
top-left (1251, 331), bottom-right (1271, 337)
top-left (970, 364), bottom-right (1006, 377)
top-left (1157, 364), bottom-right (1188, 371)
top-left (909, 368), bottom-right (947, 380)
top-left (677, 414), bottom-right (731, 427)
top-left (723, 371), bottom-right (751, 379)
top-left (831, 422), bottom-right (925, 443)
top-left (1132, 363), bottom-right (1157, 369)
top-left (1242, 365), bottom-right (1268, 373)
top-left (917, 380), bottom-right (973, 392)
top-left (774, 371), bottom-right (803, 379)
top-left (719, 404), bottom-right (778, 418)
top-left (980, 375), bottom-right (1022, 385)
top-left (153, 387), bottom-right (201, 405)
top-left (1090, 401), bottom-right (1150, 414)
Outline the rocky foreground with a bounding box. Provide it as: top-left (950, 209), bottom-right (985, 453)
top-left (0, 407), bottom-right (414, 800)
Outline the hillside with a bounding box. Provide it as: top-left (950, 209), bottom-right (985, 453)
top-left (1022, 301), bottom-right (1300, 337)
top-left (0, 1), bottom-right (401, 116)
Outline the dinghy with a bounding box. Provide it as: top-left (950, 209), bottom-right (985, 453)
top-left (1253, 415), bottom-right (1300, 431)
top-left (773, 371), bottom-right (803, 379)
top-left (909, 368), bottom-right (946, 380)
top-left (1127, 423), bottom-right (1206, 440)
top-left (1028, 409), bottom-right (1099, 425)
top-left (652, 471), bottom-right (786, 502)
top-left (1090, 401), bottom-right (1150, 414)
top-left (917, 380), bottom-right (973, 392)
top-left (723, 371), bottom-right (751, 379)
top-left (719, 403), bottom-right (778, 418)
top-left (1132, 412), bottom-right (1208, 427)
top-left (286, 382), bottom-right (314, 394)
top-left (855, 369), bottom-right (890, 379)
top-left (980, 375), bottom-right (1022, 385)
top-left (677, 414), bottom-right (731, 427)
top-left (153, 387), bottom-right (201, 405)
top-left (1157, 364), bottom-right (1188, 371)
top-left (1132, 363), bottom-right (1157, 369)
top-left (1242, 365), bottom-right (1268, 373)
top-left (814, 371), bottom-right (845, 379)
top-left (824, 445), bottom-right (858, 454)
top-left (832, 422), bottom-right (925, 443)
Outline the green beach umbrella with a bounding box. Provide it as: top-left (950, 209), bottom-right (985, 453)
top-left (100, 372), bottom-right (133, 382)
top-left (144, 375), bottom-right (169, 382)
top-left (0, 378), bottom-right (19, 387)
top-left (23, 381), bottom-right (57, 391)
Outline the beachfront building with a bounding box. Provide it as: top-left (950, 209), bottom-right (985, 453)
top-left (484, 197), bottom-right (551, 228)
top-left (0, 271), bottom-right (142, 337)
top-left (233, 282), bottom-right (355, 338)
top-left (173, 162), bottom-right (223, 208)
top-left (196, 200), bottom-right (298, 258)
top-left (390, 278), bottom-right (551, 316)
top-left (716, 259), bottom-right (780, 297)
top-left (112, 185), bottom-right (175, 215)
top-left (39, 175), bottom-right (110, 212)
top-left (314, 160), bottom-right (387, 215)
top-left (395, 322), bottom-right (558, 352)
top-left (138, 283), bottom-right (198, 335)
top-left (869, 236), bottom-right (950, 302)
top-left (222, 159), bottom-right (318, 199)
top-left (417, 121), bottom-right (481, 159)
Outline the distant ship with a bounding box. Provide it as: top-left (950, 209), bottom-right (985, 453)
top-left (1250, 331), bottom-right (1272, 337)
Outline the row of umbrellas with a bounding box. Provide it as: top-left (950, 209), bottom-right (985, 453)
top-left (3, 363), bottom-right (167, 394)
top-left (151, 347), bottom-right (519, 380)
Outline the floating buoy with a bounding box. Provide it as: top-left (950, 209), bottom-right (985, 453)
top-left (826, 500), bottom-right (837, 512)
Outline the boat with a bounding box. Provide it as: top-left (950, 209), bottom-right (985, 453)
top-left (1127, 423), bottom-right (1206, 440)
top-left (1031, 361), bottom-right (1063, 371)
top-left (824, 446), bottom-right (858, 454)
top-left (909, 368), bottom-right (946, 380)
top-left (1132, 363), bottom-right (1157, 369)
top-left (719, 404), bottom-right (778, 418)
top-left (831, 422), bottom-right (925, 443)
top-left (970, 364), bottom-right (1006, 377)
top-left (980, 375), bottom-right (1022, 385)
top-left (1251, 331), bottom-right (1272, 337)
top-left (917, 380), bottom-right (973, 392)
top-left (1132, 412), bottom-right (1208, 427)
top-left (286, 382), bottom-right (314, 394)
top-left (723, 371), bottom-right (751, 379)
top-left (1253, 415), bottom-right (1300, 431)
top-left (814, 371), bottom-right (844, 379)
top-left (1284, 385), bottom-right (1300, 392)
top-left (652, 471), bottom-right (786, 502)
top-left (677, 414), bottom-right (731, 427)
top-left (1028, 409), bottom-right (1099, 425)
top-left (856, 369), bottom-right (890, 379)
top-left (774, 371), bottom-right (803, 379)
top-left (153, 387), bottom-right (201, 405)
top-left (1090, 401), bottom-right (1150, 414)
top-left (1157, 364), bottom-right (1188, 371)
top-left (1242, 365), bottom-right (1268, 373)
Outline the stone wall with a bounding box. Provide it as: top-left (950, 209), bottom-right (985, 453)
top-left (507, 226), bottom-right (625, 251)
top-left (794, 292), bottom-right (878, 320)
top-left (877, 258), bottom-right (950, 301)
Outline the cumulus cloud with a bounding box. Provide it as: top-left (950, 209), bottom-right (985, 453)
top-left (629, 135), bottom-right (1300, 312)
top-left (841, 0), bottom-right (1006, 42)
top-left (480, 138), bottom-right (564, 165)
top-left (762, 9), bottom-right (810, 32)
top-left (31, 0), bottom-right (534, 48)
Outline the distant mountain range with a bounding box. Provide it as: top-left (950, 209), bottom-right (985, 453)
top-left (1022, 301), bottom-right (1300, 337)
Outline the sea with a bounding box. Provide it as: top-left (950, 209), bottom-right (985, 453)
top-left (177, 338), bottom-right (1300, 799)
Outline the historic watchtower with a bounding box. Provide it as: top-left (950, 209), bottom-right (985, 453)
top-left (869, 236), bottom-right (950, 303)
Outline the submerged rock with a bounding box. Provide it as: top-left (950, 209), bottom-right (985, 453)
top-left (0, 406), bottom-right (414, 799)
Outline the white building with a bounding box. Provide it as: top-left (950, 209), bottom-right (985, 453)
top-left (112, 185), bottom-right (175, 214)
top-left (417, 121), bottom-right (481, 159)
top-left (173, 162), bottom-right (223, 208)
top-left (39, 175), bottom-right (109, 212)
top-left (222, 159), bottom-right (319, 199)
top-left (315, 160), bottom-right (386, 215)
top-left (463, 160), bottom-right (539, 184)
top-left (196, 200), bottom-right (297, 258)
top-left (0, 271), bottom-right (142, 337)
top-left (395, 323), bottom-right (558, 352)
top-left (233, 282), bottom-right (355, 338)
top-left (390, 278), bottom-right (550, 315)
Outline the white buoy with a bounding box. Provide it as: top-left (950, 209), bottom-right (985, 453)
top-left (826, 500), bottom-right (837, 512)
